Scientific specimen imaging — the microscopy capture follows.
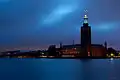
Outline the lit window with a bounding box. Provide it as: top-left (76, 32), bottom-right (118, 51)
top-left (42, 53), bottom-right (44, 55)
top-left (88, 52), bottom-right (90, 56)
top-left (106, 54), bottom-right (108, 56)
top-left (118, 53), bottom-right (120, 56)
top-left (110, 53), bottom-right (114, 57)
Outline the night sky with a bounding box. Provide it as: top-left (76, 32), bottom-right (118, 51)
top-left (0, 0), bottom-right (120, 51)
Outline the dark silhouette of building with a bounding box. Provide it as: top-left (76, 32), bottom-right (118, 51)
top-left (60, 42), bottom-right (63, 49)
top-left (58, 14), bottom-right (107, 57)
top-left (81, 15), bottom-right (91, 57)
top-left (59, 42), bottom-right (63, 57)
top-left (104, 41), bottom-right (107, 49)
top-left (48, 45), bottom-right (57, 56)
top-left (108, 47), bottom-right (117, 56)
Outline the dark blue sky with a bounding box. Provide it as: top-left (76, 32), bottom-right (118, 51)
top-left (0, 0), bottom-right (120, 51)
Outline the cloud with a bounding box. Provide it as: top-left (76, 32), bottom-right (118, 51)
top-left (92, 21), bottom-right (120, 31)
top-left (42, 4), bottom-right (78, 25)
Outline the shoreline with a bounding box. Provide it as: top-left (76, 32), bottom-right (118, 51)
top-left (0, 57), bottom-right (119, 59)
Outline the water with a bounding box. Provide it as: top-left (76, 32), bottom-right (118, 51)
top-left (0, 58), bottom-right (120, 80)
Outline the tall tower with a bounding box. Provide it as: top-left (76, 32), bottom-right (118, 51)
top-left (104, 41), bottom-right (108, 55)
top-left (60, 42), bottom-right (63, 49)
top-left (104, 41), bottom-right (107, 49)
top-left (81, 13), bottom-right (91, 57)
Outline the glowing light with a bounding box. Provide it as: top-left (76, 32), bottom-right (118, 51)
top-left (88, 52), bottom-right (90, 56)
top-left (106, 54), bottom-right (109, 57)
top-left (84, 15), bottom-right (88, 19)
top-left (110, 58), bottom-right (113, 60)
top-left (42, 53), bottom-right (44, 55)
top-left (18, 56), bottom-right (22, 58)
top-left (40, 56), bottom-right (47, 58)
top-left (83, 14), bottom-right (88, 24)
top-left (110, 53), bottom-right (114, 57)
top-left (118, 53), bottom-right (120, 56)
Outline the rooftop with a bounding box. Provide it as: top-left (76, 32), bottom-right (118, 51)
top-left (62, 44), bottom-right (104, 48)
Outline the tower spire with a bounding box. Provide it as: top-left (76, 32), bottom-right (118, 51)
top-left (83, 10), bottom-right (88, 24)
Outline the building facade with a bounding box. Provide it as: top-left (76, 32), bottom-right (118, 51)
top-left (58, 14), bottom-right (107, 57)
top-left (60, 44), bottom-right (106, 57)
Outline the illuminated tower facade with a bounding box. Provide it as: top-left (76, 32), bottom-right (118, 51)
top-left (81, 14), bottom-right (91, 57)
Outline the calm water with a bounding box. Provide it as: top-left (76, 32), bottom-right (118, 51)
top-left (0, 58), bottom-right (120, 80)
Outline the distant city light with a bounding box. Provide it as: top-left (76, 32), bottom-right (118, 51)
top-left (110, 53), bottom-right (114, 57)
top-left (7, 53), bottom-right (10, 55)
top-left (42, 53), bottom-right (44, 55)
top-left (119, 53), bottom-right (120, 55)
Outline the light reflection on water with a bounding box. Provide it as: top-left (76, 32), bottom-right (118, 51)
top-left (0, 58), bottom-right (120, 80)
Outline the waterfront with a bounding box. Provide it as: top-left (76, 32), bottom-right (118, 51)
top-left (0, 59), bottom-right (120, 80)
